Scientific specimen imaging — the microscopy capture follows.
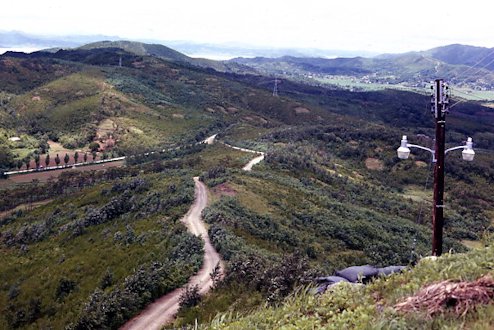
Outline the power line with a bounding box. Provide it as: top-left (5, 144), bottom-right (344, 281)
top-left (465, 56), bottom-right (494, 80)
top-left (416, 157), bottom-right (434, 225)
top-left (440, 48), bottom-right (494, 110)
top-left (448, 87), bottom-right (493, 110)
top-left (451, 88), bottom-right (488, 100)
top-left (454, 48), bottom-right (494, 78)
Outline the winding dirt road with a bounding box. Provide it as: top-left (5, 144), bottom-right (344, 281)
top-left (121, 140), bottom-right (263, 330)
top-left (121, 177), bottom-right (223, 330)
top-left (220, 142), bottom-right (265, 171)
top-left (242, 153), bottom-right (265, 171)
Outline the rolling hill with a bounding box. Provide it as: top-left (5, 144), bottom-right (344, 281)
top-left (78, 40), bottom-right (255, 74)
top-left (231, 44), bottom-right (494, 93)
top-left (1, 41), bottom-right (494, 329)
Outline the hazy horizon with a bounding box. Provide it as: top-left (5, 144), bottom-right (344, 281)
top-left (2, 29), bottom-right (491, 61)
top-left (1, 0), bottom-right (493, 55)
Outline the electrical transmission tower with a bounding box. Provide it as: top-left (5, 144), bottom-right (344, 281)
top-left (272, 77), bottom-right (279, 97)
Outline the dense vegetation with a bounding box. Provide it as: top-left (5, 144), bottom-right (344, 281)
top-left (172, 119), bottom-right (493, 326)
top-left (0, 169), bottom-right (203, 329)
top-left (2, 42), bottom-right (494, 329)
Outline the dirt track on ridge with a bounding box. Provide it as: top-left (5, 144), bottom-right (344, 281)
top-left (120, 177), bottom-right (223, 330)
top-left (121, 142), bottom-right (264, 330)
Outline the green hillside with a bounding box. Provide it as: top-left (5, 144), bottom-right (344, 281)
top-left (79, 40), bottom-right (191, 62)
top-left (79, 40), bottom-right (255, 73)
top-left (0, 168), bottom-right (202, 329)
top-left (2, 42), bottom-right (494, 329)
top-left (204, 240), bottom-right (494, 329)
top-left (168, 119), bottom-right (494, 327)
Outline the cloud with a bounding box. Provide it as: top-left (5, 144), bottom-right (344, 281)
top-left (1, 0), bottom-right (493, 53)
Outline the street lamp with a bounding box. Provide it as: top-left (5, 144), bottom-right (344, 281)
top-left (397, 135), bottom-right (475, 162)
top-left (396, 79), bottom-right (475, 256)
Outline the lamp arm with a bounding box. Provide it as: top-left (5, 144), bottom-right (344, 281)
top-left (445, 145), bottom-right (465, 154)
top-left (407, 144), bottom-right (434, 155)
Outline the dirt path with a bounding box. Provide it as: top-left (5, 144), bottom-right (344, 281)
top-left (0, 199), bottom-right (53, 219)
top-left (121, 177), bottom-right (223, 330)
top-left (220, 142), bottom-right (265, 171)
top-left (242, 153), bottom-right (265, 171)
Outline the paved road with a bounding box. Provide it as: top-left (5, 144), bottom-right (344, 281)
top-left (120, 177), bottom-right (223, 330)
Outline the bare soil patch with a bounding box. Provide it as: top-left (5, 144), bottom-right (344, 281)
top-left (294, 106), bottom-right (311, 114)
top-left (365, 157), bottom-right (384, 170)
top-left (212, 183), bottom-right (237, 197)
top-left (48, 140), bottom-right (76, 155)
top-left (96, 118), bottom-right (117, 139)
top-left (415, 161), bottom-right (428, 168)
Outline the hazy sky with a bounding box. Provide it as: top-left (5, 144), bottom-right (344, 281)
top-left (2, 0), bottom-right (493, 53)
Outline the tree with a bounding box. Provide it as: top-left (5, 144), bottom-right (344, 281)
top-left (74, 151), bottom-right (79, 164)
top-left (179, 284), bottom-right (201, 310)
top-left (45, 154), bottom-right (50, 167)
top-left (89, 142), bottom-right (100, 152)
top-left (92, 151), bottom-right (97, 162)
top-left (209, 262), bottom-right (222, 289)
top-left (55, 278), bottom-right (76, 301)
top-left (17, 160), bottom-right (23, 170)
top-left (0, 143), bottom-right (14, 170)
top-left (64, 153), bottom-right (70, 166)
top-left (83, 152), bottom-right (88, 163)
top-left (34, 154), bottom-right (40, 169)
top-left (25, 157), bottom-right (30, 170)
top-left (55, 154), bottom-right (61, 167)
top-left (102, 152), bottom-right (108, 160)
top-left (99, 269), bottom-right (114, 290)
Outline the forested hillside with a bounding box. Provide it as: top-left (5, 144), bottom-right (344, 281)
top-left (1, 42), bottom-right (494, 329)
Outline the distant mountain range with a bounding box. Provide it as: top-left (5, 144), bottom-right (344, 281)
top-left (230, 44), bottom-right (494, 93)
top-left (0, 31), bottom-right (121, 49)
top-left (2, 31), bottom-right (494, 96)
top-left (0, 31), bottom-right (376, 59)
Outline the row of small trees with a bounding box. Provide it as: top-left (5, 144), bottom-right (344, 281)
top-left (16, 151), bottom-right (114, 171)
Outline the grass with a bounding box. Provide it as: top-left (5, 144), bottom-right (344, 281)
top-left (204, 242), bottom-right (494, 329)
top-left (401, 185), bottom-right (432, 203)
top-left (453, 87), bottom-right (494, 101)
top-left (315, 76), bottom-right (392, 91)
top-left (462, 240), bottom-right (484, 249)
top-left (193, 144), bottom-right (250, 172)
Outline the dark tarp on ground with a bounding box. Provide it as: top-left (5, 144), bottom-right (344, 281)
top-left (377, 265), bottom-right (406, 276)
top-left (315, 275), bottom-right (350, 284)
top-left (335, 265), bottom-right (379, 283)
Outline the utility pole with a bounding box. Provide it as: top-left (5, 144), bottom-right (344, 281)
top-left (432, 79), bottom-right (449, 256)
top-left (397, 80), bottom-right (474, 257)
